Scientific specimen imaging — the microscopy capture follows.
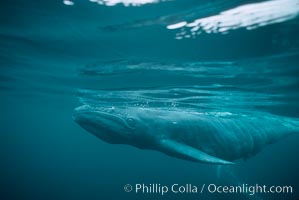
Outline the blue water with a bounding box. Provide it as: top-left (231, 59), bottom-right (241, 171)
top-left (1, 0), bottom-right (299, 199)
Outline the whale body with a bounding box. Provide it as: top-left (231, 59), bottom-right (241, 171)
top-left (73, 105), bottom-right (299, 165)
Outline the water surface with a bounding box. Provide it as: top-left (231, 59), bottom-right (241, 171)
top-left (0, 0), bottom-right (299, 199)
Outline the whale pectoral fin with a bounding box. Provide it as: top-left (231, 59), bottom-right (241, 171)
top-left (159, 139), bottom-right (234, 165)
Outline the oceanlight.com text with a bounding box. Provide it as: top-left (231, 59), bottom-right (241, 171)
top-left (123, 183), bottom-right (293, 196)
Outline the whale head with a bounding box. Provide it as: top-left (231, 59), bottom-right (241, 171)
top-left (73, 105), bottom-right (154, 148)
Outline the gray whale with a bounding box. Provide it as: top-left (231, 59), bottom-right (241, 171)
top-left (73, 105), bottom-right (299, 165)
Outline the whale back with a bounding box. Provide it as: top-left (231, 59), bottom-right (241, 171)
top-left (160, 111), bottom-right (299, 162)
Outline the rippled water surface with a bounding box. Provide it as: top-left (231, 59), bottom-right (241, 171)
top-left (1, 0), bottom-right (299, 200)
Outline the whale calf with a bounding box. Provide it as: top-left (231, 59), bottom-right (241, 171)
top-left (73, 105), bottom-right (299, 165)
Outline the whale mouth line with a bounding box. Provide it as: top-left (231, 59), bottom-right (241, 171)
top-left (73, 106), bottom-right (133, 144)
top-left (74, 110), bottom-right (124, 126)
top-left (74, 105), bottom-right (122, 121)
top-left (95, 112), bottom-right (126, 127)
top-left (73, 106), bottom-right (130, 133)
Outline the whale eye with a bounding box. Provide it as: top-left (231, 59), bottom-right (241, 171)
top-left (126, 117), bottom-right (136, 128)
